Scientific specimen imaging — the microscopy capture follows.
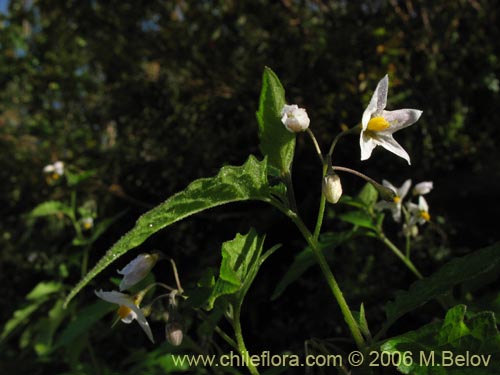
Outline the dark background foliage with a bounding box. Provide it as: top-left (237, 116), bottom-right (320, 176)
top-left (1, 0), bottom-right (499, 374)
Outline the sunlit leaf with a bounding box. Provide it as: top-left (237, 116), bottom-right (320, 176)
top-left (64, 156), bottom-right (269, 307)
top-left (256, 67), bottom-right (295, 174)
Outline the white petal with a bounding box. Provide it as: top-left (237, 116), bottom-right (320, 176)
top-left (128, 304), bottom-right (155, 343)
top-left (391, 203), bottom-right (402, 222)
top-left (381, 109), bottom-right (422, 132)
top-left (413, 181), bottom-right (433, 195)
top-left (43, 165), bottom-right (55, 173)
top-left (398, 179), bottom-right (412, 199)
top-left (382, 180), bottom-right (397, 194)
top-left (376, 134), bottom-right (411, 165)
top-left (362, 75), bottom-right (388, 129)
top-left (360, 131), bottom-right (377, 161)
top-left (95, 290), bottom-right (132, 306)
top-left (118, 253), bottom-right (158, 291)
top-left (418, 196), bottom-right (429, 212)
top-left (375, 201), bottom-right (395, 211)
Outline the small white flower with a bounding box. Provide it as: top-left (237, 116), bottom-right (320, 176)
top-left (403, 223), bottom-right (419, 238)
top-left (117, 253), bottom-right (159, 291)
top-left (322, 173), bottom-right (343, 204)
top-left (281, 104), bottom-right (310, 133)
top-left (43, 161), bottom-right (65, 182)
top-left (95, 289), bottom-right (154, 343)
top-left (407, 196), bottom-right (431, 225)
top-left (81, 217), bottom-right (94, 230)
top-left (360, 75), bottom-right (422, 164)
top-left (413, 181), bottom-right (433, 196)
top-left (375, 179), bottom-right (411, 222)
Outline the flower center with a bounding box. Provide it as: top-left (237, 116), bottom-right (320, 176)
top-left (420, 211), bottom-right (431, 221)
top-left (393, 196), bottom-right (401, 204)
top-left (117, 305), bottom-right (132, 319)
top-left (367, 116), bottom-right (390, 132)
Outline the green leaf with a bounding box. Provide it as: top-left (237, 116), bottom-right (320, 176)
top-left (27, 281), bottom-right (63, 301)
top-left (64, 156), bottom-right (269, 307)
top-left (207, 229), bottom-right (266, 309)
top-left (1, 282), bottom-right (63, 343)
top-left (338, 210), bottom-right (376, 230)
top-left (256, 67), bottom-right (295, 174)
top-left (34, 299), bottom-right (66, 356)
top-left (381, 305), bottom-right (500, 374)
top-left (385, 242), bottom-right (500, 326)
top-left (52, 300), bottom-right (115, 351)
top-left (357, 182), bottom-right (379, 207)
top-left (29, 201), bottom-right (72, 218)
top-left (271, 231), bottom-right (352, 300)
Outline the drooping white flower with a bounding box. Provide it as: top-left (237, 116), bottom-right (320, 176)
top-left (407, 196), bottom-right (431, 225)
top-left (360, 75), bottom-right (422, 164)
top-left (322, 173), bottom-right (343, 204)
top-left (95, 289), bottom-right (154, 343)
top-left (375, 179), bottom-right (412, 222)
top-left (413, 181), bottom-right (433, 196)
top-left (281, 104), bottom-right (310, 133)
top-left (117, 253), bottom-right (160, 291)
top-left (43, 161), bottom-right (65, 182)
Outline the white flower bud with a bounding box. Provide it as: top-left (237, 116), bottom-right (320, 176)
top-left (322, 173), bottom-right (343, 204)
top-left (281, 104), bottom-right (310, 133)
top-left (165, 322), bottom-right (183, 346)
top-left (117, 253), bottom-right (160, 291)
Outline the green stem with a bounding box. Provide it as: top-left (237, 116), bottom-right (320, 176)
top-left (306, 128), bottom-right (324, 164)
top-left (270, 199), bottom-right (365, 349)
top-left (378, 231), bottom-right (423, 279)
top-left (405, 233), bottom-right (411, 258)
top-left (313, 163), bottom-right (328, 241)
top-left (233, 306), bottom-right (260, 375)
top-left (327, 125), bottom-right (361, 157)
top-left (283, 171), bottom-right (298, 213)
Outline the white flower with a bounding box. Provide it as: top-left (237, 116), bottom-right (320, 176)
top-left (375, 179), bottom-right (411, 222)
top-left (413, 181), bottom-right (433, 196)
top-left (322, 173), bottom-right (343, 204)
top-left (281, 104), bottom-right (310, 133)
top-left (360, 75), bottom-right (422, 164)
top-left (43, 161), bottom-right (65, 182)
top-left (81, 217), bottom-right (94, 231)
top-left (117, 253), bottom-right (159, 291)
top-left (407, 196), bottom-right (431, 225)
top-left (95, 289), bottom-right (154, 343)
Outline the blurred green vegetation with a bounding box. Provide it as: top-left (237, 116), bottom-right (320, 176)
top-left (1, 1), bottom-right (500, 374)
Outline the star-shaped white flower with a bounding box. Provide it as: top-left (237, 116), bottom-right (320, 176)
top-left (407, 196), bottom-right (431, 225)
top-left (375, 179), bottom-right (412, 222)
top-left (117, 253), bottom-right (159, 291)
top-left (360, 75), bottom-right (422, 164)
top-left (281, 104), bottom-right (310, 133)
top-left (95, 289), bottom-right (154, 343)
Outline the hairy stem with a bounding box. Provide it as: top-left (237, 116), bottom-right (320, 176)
top-left (233, 306), bottom-right (260, 375)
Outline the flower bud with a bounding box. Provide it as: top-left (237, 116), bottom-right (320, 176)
top-left (281, 104), bottom-right (310, 133)
top-left (322, 173), bottom-right (343, 204)
top-left (165, 322), bottom-right (183, 346)
top-left (117, 253), bottom-right (160, 291)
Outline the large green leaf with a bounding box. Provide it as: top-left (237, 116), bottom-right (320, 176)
top-left (64, 156), bottom-right (269, 307)
top-left (381, 305), bottom-right (500, 374)
top-left (256, 67), bottom-right (295, 174)
top-left (385, 243), bottom-right (500, 326)
top-left (207, 229), bottom-right (266, 309)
